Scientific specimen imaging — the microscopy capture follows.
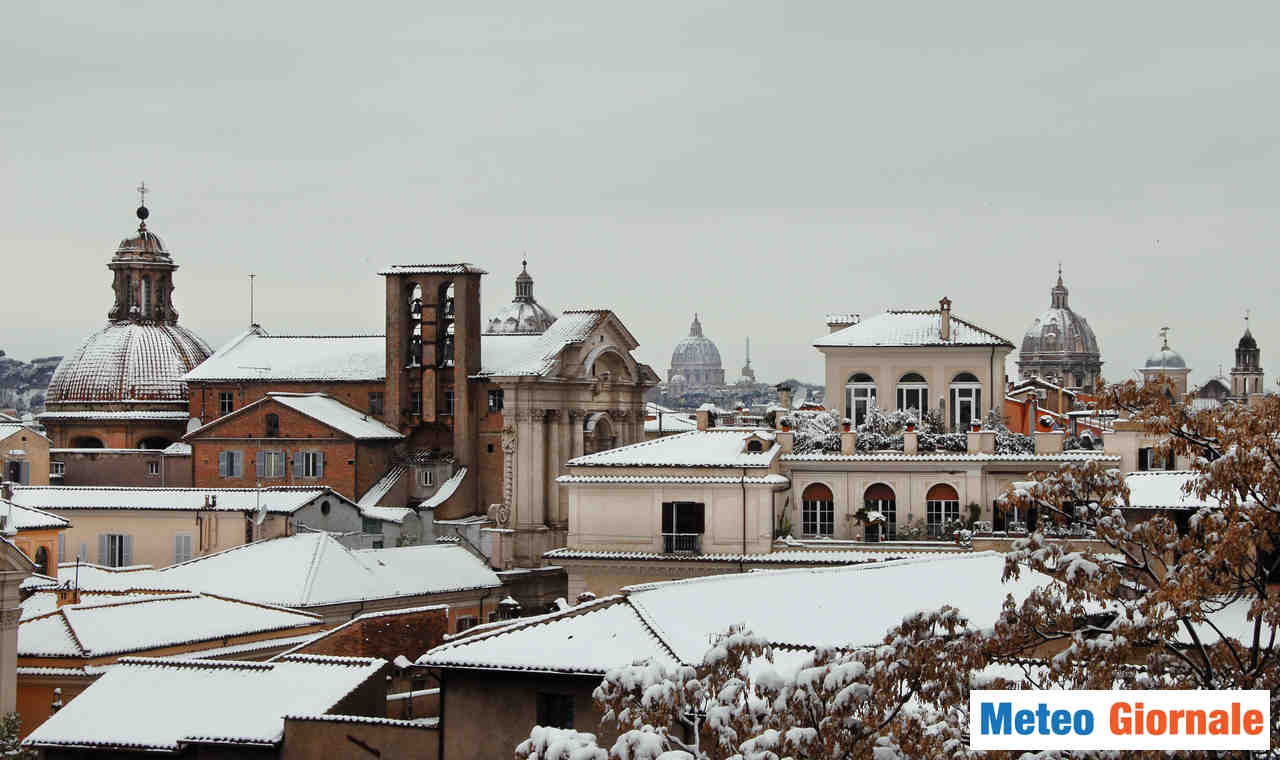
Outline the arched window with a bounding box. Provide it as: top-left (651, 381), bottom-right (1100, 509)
top-left (896, 373), bottom-right (928, 417)
top-left (141, 276), bottom-right (152, 319)
top-left (949, 372), bottom-right (982, 430)
top-left (801, 483), bottom-right (834, 537)
top-left (863, 483), bottom-right (896, 541)
top-left (33, 546), bottom-right (48, 576)
top-left (265, 413), bottom-right (280, 438)
top-left (926, 483), bottom-right (960, 538)
top-left (746, 439), bottom-right (763, 453)
top-left (844, 373), bottom-right (876, 426)
top-left (407, 284), bottom-right (424, 366)
top-left (137, 436), bottom-right (171, 450)
top-left (70, 436), bottom-right (104, 449)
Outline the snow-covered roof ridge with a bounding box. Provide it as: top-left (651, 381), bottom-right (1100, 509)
top-left (477, 311), bottom-right (606, 377)
top-left (567, 429), bottom-right (781, 468)
top-left (12, 485), bottom-right (344, 514)
top-left (183, 330), bottom-right (385, 383)
top-left (377, 263), bottom-right (487, 275)
top-left (556, 474), bottom-right (790, 485)
top-left (24, 655), bottom-right (386, 751)
top-left (184, 392), bottom-right (401, 441)
top-left (18, 592), bottom-right (323, 659)
top-left (813, 309), bottom-right (1014, 348)
top-left (421, 466), bottom-right (467, 510)
top-left (0, 499), bottom-right (70, 530)
top-left (782, 452), bottom-right (1121, 463)
top-left (543, 548), bottom-right (939, 564)
top-left (357, 465), bottom-right (406, 507)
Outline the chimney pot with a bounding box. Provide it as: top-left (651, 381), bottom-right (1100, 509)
top-left (939, 297), bottom-right (952, 342)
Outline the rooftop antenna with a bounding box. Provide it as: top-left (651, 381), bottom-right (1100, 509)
top-left (136, 181), bottom-right (150, 231)
top-left (249, 274), bottom-right (256, 327)
top-left (1159, 326), bottom-right (1171, 351)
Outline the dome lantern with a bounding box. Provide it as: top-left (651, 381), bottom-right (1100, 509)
top-left (484, 259), bottom-right (557, 335)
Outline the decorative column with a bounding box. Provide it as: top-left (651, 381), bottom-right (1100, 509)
top-left (570, 409), bottom-right (586, 459)
top-left (545, 409), bottom-right (563, 527)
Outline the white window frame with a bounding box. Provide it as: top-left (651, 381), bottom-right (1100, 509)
top-left (845, 382), bottom-right (877, 426)
top-left (422, 469), bottom-right (434, 487)
top-left (104, 534), bottom-right (129, 568)
top-left (896, 385), bottom-right (928, 416)
top-left (301, 451), bottom-right (322, 478)
top-left (146, 460), bottom-right (160, 477)
top-left (174, 533), bottom-right (194, 563)
top-left (261, 450), bottom-right (286, 478)
top-left (219, 391), bottom-right (234, 416)
top-left (926, 499), bottom-right (960, 537)
top-left (51, 461), bottom-right (65, 476)
top-left (950, 382), bottom-right (982, 429)
top-left (802, 495), bottom-right (834, 537)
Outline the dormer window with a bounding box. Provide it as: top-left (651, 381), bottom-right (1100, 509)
top-left (747, 439), bottom-right (763, 453)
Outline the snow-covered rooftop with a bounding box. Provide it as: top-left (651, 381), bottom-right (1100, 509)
top-left (358, 465), bottom-right (406, 507)
top-left (24, 655), bottom-right (386, 751)
top-left (154, 532), bottom-right (500, 608)
top-left (19, 593), bottom-right (321, 659)
top-left (0, 499), bottom-right (70, 531)
top-left (813, 309), bottom-right (1013, 348)
top-left (421, 552), bottom-right (1047, 673)
top-left (185, 392), bottom-right (402, 441)
top-left (783, 451), bottom-right (1120, 464)
top-left (378, 263), bottom-right (488, 275)
top-left (0, 423), bottom-right (41, 442)
top-left (644, 411), bottom-right (697, 434)
top-left (35, 410), bottom-right (191, 421)
top-left (420, 466), bottom-right (467, 510)
top-left (183, 327), bottom-right (385, 383)
top-left (11, 485), bottom-right (340, 514)
top-left (567, 429), bottom-right (781, 468)
top-left (478, 310), bottom-right (608, 377)
top-left (556, 474), bottom-right (789, 486)
top-left (1123, 470), bottom-right (1222, 510)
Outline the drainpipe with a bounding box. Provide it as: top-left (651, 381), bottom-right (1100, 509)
top-left (989, 346), bottom-right (996, 422)
top-left (437, 669), bottom-right (447, 760)
top-left (740, 468), bottom-right (748, 573)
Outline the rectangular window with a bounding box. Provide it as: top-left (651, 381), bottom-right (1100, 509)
top-left (661, 502), bottom-right (705, 554)
top-left (217, 450), bottom-right (244, 478)
top-left (257, 450), bottom-right (286, 478)
top-left (487, 389), bottom-right (504, 412)
top-left (896, 385), bottom-right (928, 416)
top-left (926, 500), bottom-right (961, 538)
top-left (536, 693), bottom-right (575, 729)
top-left (146, 461), bottom-right (160, 477)
top-left (369, 392), bottom-right (385, 417)
top-left (441, 390), bottom-right (454, 416)
top-left (51, 461), bottom-right (65, 477)
top-left (174, 533), bottom-right (193, 563)
top-left (422, 469), bottom-right (434, 487)
top-left (99, 534), bottom-right (132, 568)
top-left (456, 616), bottom-right (478, 633)
top-left (58, 533), bottom-right (65, 565)
top-left (219, 391), bottom-right (234, 416)
top-left (1138, 447), bottom-right (1152, 472)
top-left (297, 451), bottom-right (323, 478)
top-left (410, 391), bottom-right (422, 416)
top-left (362, 517), bottom-right (382, 535)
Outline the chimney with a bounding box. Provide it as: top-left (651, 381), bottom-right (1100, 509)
top-left (695, 405), bottom-right (713, 431)
top-left (825, 313), bottom-right (859, 333)
top-left (776, 384), bottom-right (793, 410)
top-left (1027, 394), bottom-right (1038, 436)
top-left (56, 586), bottom-right (81, 608)
top-left (0, 481), bottom-right (11, 501)
top-left (939, 297), bottom-right (952, 342)
top-left (776, 430), bottom-right (794, 454)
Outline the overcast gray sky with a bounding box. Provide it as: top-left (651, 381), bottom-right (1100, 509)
top-left (3, 2), bottom-right (1276, 387)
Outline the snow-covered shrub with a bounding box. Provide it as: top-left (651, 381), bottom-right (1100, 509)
top-left (917, 431), bottom-right (967, 453)
top-left (781, 409), bottom-right (843, 454)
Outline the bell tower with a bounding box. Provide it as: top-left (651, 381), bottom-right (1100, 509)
top-left (108, 183), bottom-right (179, 324)
top-left (1231, 311), bottom-right (1264, 400)
top-left (380, 263), bottom-right (486, 518)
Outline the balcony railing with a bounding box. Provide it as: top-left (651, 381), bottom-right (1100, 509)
top-left (662, 533), bottom-right (701, 554)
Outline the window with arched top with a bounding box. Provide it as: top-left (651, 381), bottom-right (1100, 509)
top-left (863, 483), bottom-right (896, 541)
top-left (746, 439), bottom-right (764, 453)
top-left (801, 483), bottom-right (834, 537)
top-left (265, 413), bottom-right (280, 438)
top-left (844, 373), bottom-right (876, 426)
top-left (896, 373), bottom-right (928, 417)
top-left (71, 436), bottom-right (104, 449)
top-left (926, 483), bottom-right (960, 538)
top-left (140, 276), bottom-right (152, 318)
top-left (33, 546), bottom-right (48, 576)
top-left (949, 372), bottom-right (982, 430)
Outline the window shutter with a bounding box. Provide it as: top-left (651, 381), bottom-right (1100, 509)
top-left (315, 452), bottom-right (324, 479)
top-left (79, 543), bottom-right (87, 563)
top-left (218, 451), bottom-right (228, 477)
top-left (661, 503), bottom-right (673, 534)
top-left (98, 534), bottom-right (108, 565)
top-left (18, 462), bottom-right (28, 485)
top-left (58, 533), bottom-right (65, 565)
top-left (233, 451), bottom-right (244, 478)
top-left (174, 534), bottom-right (184, 563)
top-left (693, 503), bottom-right (705, 534)
top-left (123, 535), bottom-right (134, 566)
top-left (256, 451), bottom-right (266, 476)
top-left (293, 452), bottom-right (304, 476)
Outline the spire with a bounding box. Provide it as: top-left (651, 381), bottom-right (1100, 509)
top-left (745, 337), bottom-right (751, 366)
top-left (689, 313), bottom-right (703, 337)
top-left (136, 180), bottom-right (149, 232)
top-left (514, 257), bottom-right (534, 302)
top-left (1050, 264), bottom-right (1069, 309)
top-left (1160, 326), bottom-right (1171, 352)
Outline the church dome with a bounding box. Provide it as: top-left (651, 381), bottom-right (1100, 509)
top-left (1017, 270), bottom-right (1103, 389)
top-left (670, 315), bottom-right (722, 368)
top-left (1238, 329), bottom-right (1258, 352)
top-left (1145, 346), bottom-right (1187, 370)
top-left (47, 322), bottom-right (212, 403)
top-left (485, 260), bottom-right (557, 335)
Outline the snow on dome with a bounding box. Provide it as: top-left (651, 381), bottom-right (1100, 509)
top-left (1144, 347), bottom-right (1187, 369)
top-left (46, 322), bottom-right (211, 404)
top-left (485, 261), bottom-right (558, 335)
